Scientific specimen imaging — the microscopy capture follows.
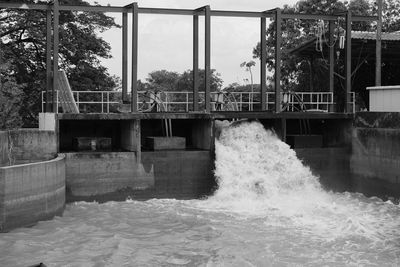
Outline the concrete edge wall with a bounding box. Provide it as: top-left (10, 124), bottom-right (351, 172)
top-left (295, 147), bottom-right (351, 192)
top-left (351, 112), bottom-right (400, 198)
top-left (0, 155), bottom-right (65, 232)
top-left (65, 152), bottom-right (153, 199)
top-left (0, 131), bottom-right (8, 167)
top-left (9, 129), bottom-right (57, 164)
top-left (65, 150), bottom-right (214, 202)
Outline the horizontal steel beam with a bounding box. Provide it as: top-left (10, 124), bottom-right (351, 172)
top-left (52, 5), bottom-right (197, 15)
top-left (59, 5), bottom-right (125, 13)
top-left (0, 3), bottom-right (49, 10)
top-left (0, 2), bottom-right (378, 21)
top-left (352, 15), bottom-right (379, 22)
top-left (281, 13), bottom-right (377, 21)
top-left (211, 10), bottom-right (273, 18)
top-left (139, 7), bottom-right (194, 15)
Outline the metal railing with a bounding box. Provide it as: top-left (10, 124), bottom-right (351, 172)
top-left (42, 90), bottom-right (355, 113)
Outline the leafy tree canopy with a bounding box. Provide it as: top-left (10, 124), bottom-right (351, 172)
top-left (0, 55), bottom-right (24, 130)
top-left (252, 0), bottom-right (399, 109)
top-left (0, 0), bottom-right (120, 127)
top-left (143, 69), bottom-right (223, 93)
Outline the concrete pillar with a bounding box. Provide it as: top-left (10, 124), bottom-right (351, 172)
top-left (274, 118), bottom-right (286, 142)
top-left (39, 113), bottom-right (57, 131)
top-left (192, 119), bottom-right (213, 150)
top-left (121, 119), bottom-right (141, 153)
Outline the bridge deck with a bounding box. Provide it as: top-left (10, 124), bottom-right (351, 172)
top-left (57, 112), bottom-right (354, 120)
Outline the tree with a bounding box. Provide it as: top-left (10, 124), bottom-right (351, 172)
top-left (0, 54), bottom-right (24, 130)
top-left (240, 61), bottom-right (256, 110)
top-left (144, 69), bottom-right (223, 92)
top-left (252, 0), bottom-right (374, 93)
top-left (141, 69), bottom-right (223, 111)
top-left (146, 70), bottom-right (180, 91)
top-left (0, 0), bottom-right (120, 127)
top-left (178, 69), bottom-right (223, 92)
top-left (381, 0), bottom-right (400, 31)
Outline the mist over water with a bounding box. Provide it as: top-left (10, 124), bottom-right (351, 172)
top-left (1, 121), bottom-right (400, 266)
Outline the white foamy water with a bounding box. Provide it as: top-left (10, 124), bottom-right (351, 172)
top-left (1, 121), bottom-right (400, 266)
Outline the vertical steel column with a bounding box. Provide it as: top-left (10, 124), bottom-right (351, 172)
top-left (131, 2), bottom-right (138, 112)
top-left (122, 9), bottom-right (128, 102)
top-left (260, 16), bottom-right (267, 111)
top-left (193, 13), bottom-right (199, 111)
top-left (309, 55), bottom-right (314, 91)
top-left (375, 0), bottom-right (382, 86)
top-left (345, 11), bottom-right (352, 113)
top-left (204, 5), bottom-right (211, 113)
top-left (52, 0), bottom-right (59, 113)
top-left (329, 21), bottom-right (335, 112)
top-left (274, 8), bottom-right (282, 113)
top-left (45, 7), bottom-right (52, 112)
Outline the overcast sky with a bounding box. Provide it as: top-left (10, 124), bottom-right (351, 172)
top-left (89, 0), bottom-right (299, 87)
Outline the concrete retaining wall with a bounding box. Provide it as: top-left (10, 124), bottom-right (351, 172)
top-left (0, 131), bottom-right (8, 167)
top-left (0, 155), bottom-right (65, 232)
top-left (9, 129), bottom-right (57, 164)
top-left (65, 150), bottom-right (214, 201)
top-left (65, 152), bottom-right (154, 201)
top-left (296, 147), bottom-right (351, 192)
top-left (351, 112), bottom-right (400, 198)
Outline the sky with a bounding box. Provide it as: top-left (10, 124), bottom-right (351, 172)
top-left (89, 0), bottom-right (299, 87)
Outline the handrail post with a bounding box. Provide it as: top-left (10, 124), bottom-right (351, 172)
top-left (101, 92), bottom-right (104, 113)
top-left (76, 92), bottom-right (79, 111)
top-left (107, 92), bottom-right (110, 113)
top-left (186, 92), bottom-right (189, 112)
top-left (41, 91), bottom-right (44, 112)
top-left (56, 90), bottom-right (59, 113)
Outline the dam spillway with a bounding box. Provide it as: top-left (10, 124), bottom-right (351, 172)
top-left (55, 111), bottom-right (354, 202)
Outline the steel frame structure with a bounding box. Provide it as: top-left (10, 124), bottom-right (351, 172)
top-left (0, 1), bottom-right (378, 113)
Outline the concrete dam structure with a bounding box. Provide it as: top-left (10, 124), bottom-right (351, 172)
top-left (2, 116), bottom-right (400, 266)
top-left (2, 110), bottom-right (400, 232)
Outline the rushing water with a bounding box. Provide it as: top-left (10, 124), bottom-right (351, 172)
top-left (1, 121), bottom-right (400, 266)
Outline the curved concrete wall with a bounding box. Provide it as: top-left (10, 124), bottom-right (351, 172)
top-left (9, 129), bottom-right (57, 164)
top-left (0, 155), bottom-right (65, 232)
top-left (0, 129), bottom-right (57, 166)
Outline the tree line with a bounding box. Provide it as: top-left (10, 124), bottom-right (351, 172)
top-left (0, 0), bottom-right (119, 129)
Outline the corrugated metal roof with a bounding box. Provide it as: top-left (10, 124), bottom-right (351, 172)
top-left (352, 31), bottom-right (400, 41)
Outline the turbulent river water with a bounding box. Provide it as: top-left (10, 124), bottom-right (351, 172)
top-left (1, 121), bottom-right (400, 266)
